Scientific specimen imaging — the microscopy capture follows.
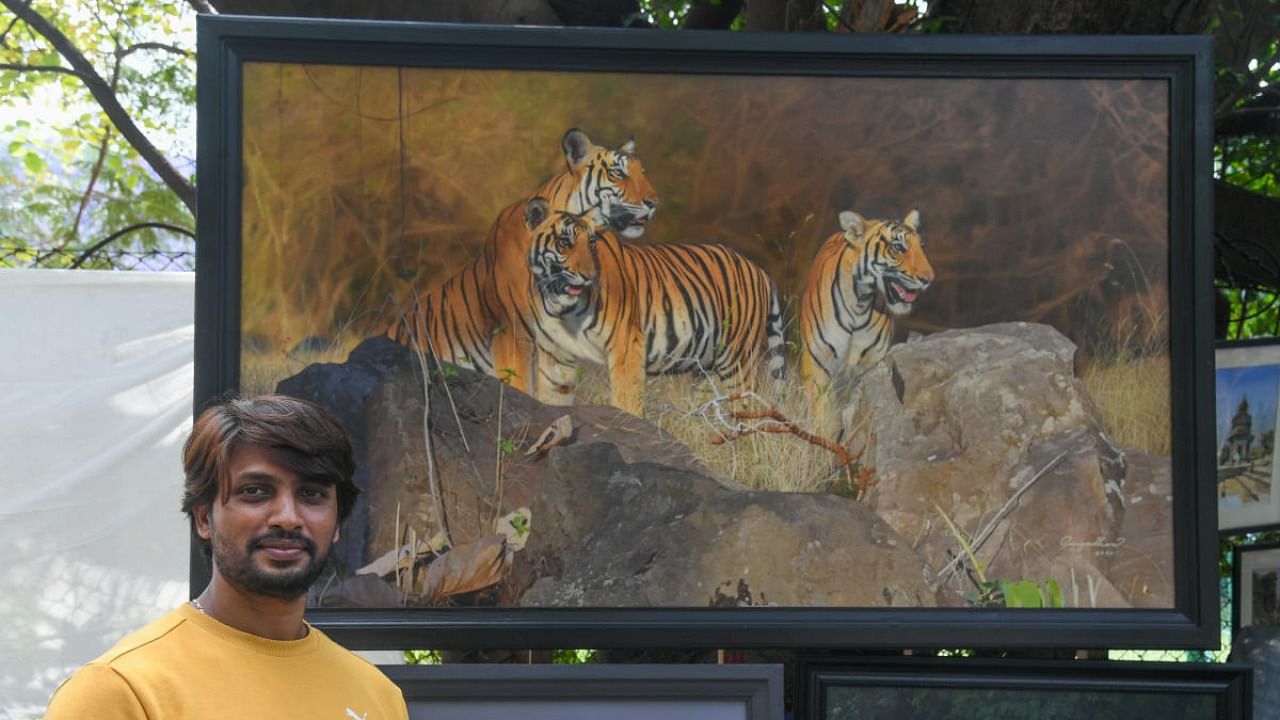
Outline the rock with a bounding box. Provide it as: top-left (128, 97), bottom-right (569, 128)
top-left (519, 443), bottom-right (933, 608)
top-left (1231, 625), bottom-right (1280, 720)
top-left (1105, 451), bottom-right (1174, 608)
top-left (279, 337), bottom-right (724, 600)
top-left (845, 322), bottom-right (1169, 608)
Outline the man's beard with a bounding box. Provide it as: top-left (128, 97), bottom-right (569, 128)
top-left (212, 528), bottom-right (329, 601)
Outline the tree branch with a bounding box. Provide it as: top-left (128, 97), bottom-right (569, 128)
top-left (0, 61), bottom-right (85, 79)
top-left (1, 0), bottom-right (197, 214)
top-left (70, 222), bottom-right (195, 268)
top-left (0, 13), bottom-right (19, 48)
top-left (117, 41), bottom-right (195, 61)
top-left (70, 126), bottom-right (112, 243)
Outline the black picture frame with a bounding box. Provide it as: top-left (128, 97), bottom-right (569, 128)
top-left (1232, 540), bottom-right (1280, 635)
top-left (195, 15), bottom-right (1217, 649)
top-left (797, 656), bottom-right (1252, 720)
top-left (1216, 339), bottom-right (1280, 534)
top-left (380, 663), bottom-right (782, 720)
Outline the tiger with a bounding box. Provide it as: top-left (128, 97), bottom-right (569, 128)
top-left (386, 129), bottom-right (658, 393)
top-left (799, 208), bottom-right (934, 429)
top-left (514, 205), bottom-right (786, 417)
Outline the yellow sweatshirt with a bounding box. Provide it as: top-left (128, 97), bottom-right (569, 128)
top-left (45, 603), bottom-right (408, 719)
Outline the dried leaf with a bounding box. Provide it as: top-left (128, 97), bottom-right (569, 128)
top-left (526, 414), bottom-right (575, 456)
top-left (421, 534), bottom-right (512, 602)
top-left (356, 532), bottom-right (450, 577)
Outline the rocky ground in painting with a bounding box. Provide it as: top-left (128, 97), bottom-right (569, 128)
top-left (279, 323), bottom-right (1174, 610)
top-left (846, 322), bottom-right (1172, 608)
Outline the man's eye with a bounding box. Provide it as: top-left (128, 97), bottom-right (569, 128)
top-left (301, 486), bottom-right (330, 501)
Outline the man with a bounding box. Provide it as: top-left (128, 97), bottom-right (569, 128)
top-left (46, 395), bottom-right (409, 719)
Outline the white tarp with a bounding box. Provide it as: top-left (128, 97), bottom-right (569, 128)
top-left (0, 269), bottom-right (192, 719)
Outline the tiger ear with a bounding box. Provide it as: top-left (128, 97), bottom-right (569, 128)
top-left (525, 197), bottom-right (550, 229)
top-left (839, 210), bottom-right (865, 243)
top-left (904, 208), bottom-right (920, 230)
top-left (563, 128), bottom-right (595, 171)
top-left (619, 137), bottom-right (636, 155)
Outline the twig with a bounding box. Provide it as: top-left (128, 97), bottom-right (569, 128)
top-left (936, 450), bottom-right (1069, 582)
top-left (0, 62), bottom-right (85, 78)
top-left (405, 315), bottom-right (453, 549)
top-left (492, 373), bottom-right (506, 526)
top-left (70, 222), bottom-right (194, 267)
top-left (707, 390), bottom-right (872, 497)
top-left (117, 42), bottom-right (195, 61)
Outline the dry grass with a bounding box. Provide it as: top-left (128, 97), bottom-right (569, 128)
top-left (240, 339), bottom-right (360, 396)
top-left (570, 362), bottom-right (855, 494)
top-left (1081, 348), bottom-right (1171, 456)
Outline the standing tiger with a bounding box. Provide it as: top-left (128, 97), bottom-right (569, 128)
top-left (386, 129), bottom-right (658, 395)
top-left (799, 208), bottom-right (934, 428)
top-left (516, 204), bottom-right (786, 417)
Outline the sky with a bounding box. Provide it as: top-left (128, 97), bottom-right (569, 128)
top-left (1216, 364), bottom-right (1280, 448)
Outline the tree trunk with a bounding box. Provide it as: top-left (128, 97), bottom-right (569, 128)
top-left (209, 0), bottom-right (562, 25)
top-left (743, 0), bottom-right (826, 31)
top-left (925, 0), bottom-right (1214, 34)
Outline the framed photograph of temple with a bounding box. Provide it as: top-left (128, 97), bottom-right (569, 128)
top-left (1233, 541), bottom-right (1280, 634)
top-left (1216, 341), bottom-right (1280, 533)
top-left (797, 657), bottom-right (1251, 720)
top-left (195, 16), bottom-right (1217, 648)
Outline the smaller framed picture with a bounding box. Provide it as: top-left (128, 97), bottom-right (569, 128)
top-left (798, 656), bottom-right (1251, 720)
top-left (381, 663), bottom-right (783, 720)
top-left (1216, 341), bottom-right (1280, 533)
top-left (1234, 540), bottom-right (1280, 635)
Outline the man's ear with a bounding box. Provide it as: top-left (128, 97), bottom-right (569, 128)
top-left (194, 504), bottom-right (212, 540)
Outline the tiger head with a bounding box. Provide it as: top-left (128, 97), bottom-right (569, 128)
top-left (524, 196), bottom-right (600, 317)
top-left (840, 208), bottom-right (934, 316)
top-left (561, 128), bottom-right (658, 239)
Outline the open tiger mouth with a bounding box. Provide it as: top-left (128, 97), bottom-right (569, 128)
top-left (890, 280), bottom-right (919, 304)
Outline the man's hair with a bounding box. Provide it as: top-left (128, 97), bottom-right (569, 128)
top-left (181, 394), bottom-right (359, 559)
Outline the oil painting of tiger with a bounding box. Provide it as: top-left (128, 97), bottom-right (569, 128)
top-left (385, 128), bottom-right (657, 394)
top-left (799, 208), bottom-right (934, 426)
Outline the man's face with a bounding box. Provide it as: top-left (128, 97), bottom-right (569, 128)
top-left (194, 442), bottom-right (340, 601)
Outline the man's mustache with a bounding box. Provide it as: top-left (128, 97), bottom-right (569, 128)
top-left (248, 529), bottom-right (317, 556)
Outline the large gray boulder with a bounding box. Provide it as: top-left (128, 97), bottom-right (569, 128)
top-left (279, 337), bottom-right (716, 603)
top-left (520, 442), bottom-right (933, 608)
top-left (844, 322), bottom-right (1171, 608)
top-left (282, 338), bottom-right (928, 608)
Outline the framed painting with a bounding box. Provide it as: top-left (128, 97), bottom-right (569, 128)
top-left (195, 16), bottom-right (1217, 648)
top-left (1216, 341), bottom-right (1280, 533)
top-left (381, 663), bottom-right (782, 720)
top-left (1233, 541), bottom-right (1280, 635)
top-left (797, 656), bottom-right (1251, 720)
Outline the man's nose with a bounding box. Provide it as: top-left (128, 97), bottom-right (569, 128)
top-left (269, 493), bottom-right (302, 529)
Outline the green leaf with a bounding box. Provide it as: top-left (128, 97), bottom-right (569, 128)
top-left (22, 152), bottom-right (44, 175)
top-left (1043, 577), bottom-right (1064, 608)
top-left (999, 580), bottom-right (1045, 608)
